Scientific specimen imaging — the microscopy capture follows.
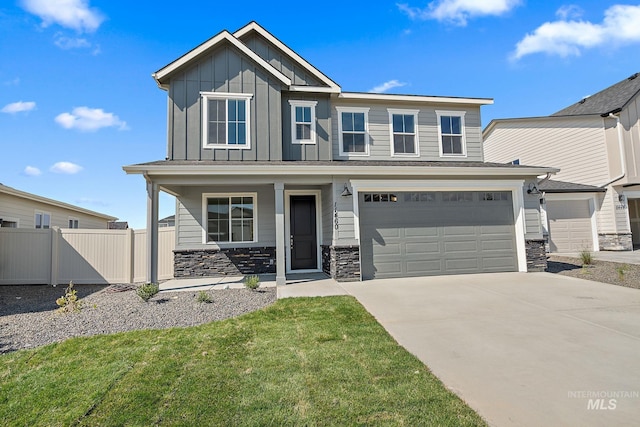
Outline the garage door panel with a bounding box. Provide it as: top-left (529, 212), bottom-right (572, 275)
top-left (481, 239), bottom-right (515, 251)
top-left (371, 242), bottom-right (401, 255)
top-left (404, 227), bottom-right (439, 237)
top-left (406, 260), bottom-right (443, 274)
top-left (444, 241), bottom-right (478, 252)
top-left (405, 242), bottom-right (440, 254)
top-left (445, 258), bottom-right (480, 271)
top-left (547, 200), bottom-right (593, 253)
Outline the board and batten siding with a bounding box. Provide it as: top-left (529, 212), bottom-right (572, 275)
top-left (331, 101), bottom-right (484, 161)
top-left (237, 32), bottom-right (323, 87)
top-left (0, 193), bottom-right (110, 229)
top-left (176, 185), bottom-right (276, 250)
top-left (168, 43), bottom-right (283, 161)
top-left (282, 93), bottom-right (332, 160)
top-left (619, 95), bottom-right (640, 183)
top-left (484, 117), bottom-right (610, 186)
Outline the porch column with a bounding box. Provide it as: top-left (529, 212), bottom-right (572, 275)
top-left (274, 182), bottom-right (286, 285)
top-left (146, 179), bottom-right (159, 284)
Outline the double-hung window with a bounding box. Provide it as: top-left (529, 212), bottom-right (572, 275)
top-left (203, 194), bottom-right (256, 243)
top-left (388, 109), bottom-right (419, 156)
top-left (68, 218), bottom-right (79, 229)
top-left (437, 110), bottom-right (466, 157)
top-left (35, 211), bottom-right (50, 229)
top-left (201, 92), bottom-right (252, 149)
top-left (337, 107), bottom-right (369, 156)
top-left (289, 100), bottom-right (317, 144)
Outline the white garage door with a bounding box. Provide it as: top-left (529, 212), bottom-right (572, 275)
top-left (546, 199), bottom-right (593, 253)
top-left (360, 191), bottom-right (518, 280)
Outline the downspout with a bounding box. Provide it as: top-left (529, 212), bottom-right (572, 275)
top-left (600, 112), bottom-right (626, 188)
top-left (537, 172), bottom-right (552, 187)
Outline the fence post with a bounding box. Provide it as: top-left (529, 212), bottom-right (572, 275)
top-left (49, 227), bottom-right (60, 286)
top-left (126, 228), bottom-right (135, 284)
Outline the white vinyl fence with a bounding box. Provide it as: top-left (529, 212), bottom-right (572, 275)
top-left (0, 227), bottom-right (175, 285)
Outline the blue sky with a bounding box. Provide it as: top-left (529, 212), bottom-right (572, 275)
top-left (2, 0), bottom-right (640, 228)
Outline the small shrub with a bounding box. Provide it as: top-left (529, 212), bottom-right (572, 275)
top-left (244, 275), bottom-right (260, 291)
top-left (579, 249), bottom-right (593, 266)
top-left (137, 283), bottom-right (159, 302)
top-left (616, 265), bottom-right (627, 281)
top-left (56, 281), bottom-right (81, 313)
top-left (196, 290), bottom-right (212, 303)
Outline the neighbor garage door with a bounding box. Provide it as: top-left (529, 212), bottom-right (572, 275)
top-left (546, 199), bottom-right (593, 253)
top-left (360, 191), bottom-right (518, 280)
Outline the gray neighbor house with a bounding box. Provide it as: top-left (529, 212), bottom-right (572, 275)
top-left (124, 22), bottom-right (556, 285)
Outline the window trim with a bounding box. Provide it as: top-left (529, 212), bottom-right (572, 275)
top-left (387, 108), bottom-right (420, 158)
top-left (68, 217), bottom-right (80, 229)
top-left (201, 192), bottom-right (258, 245)
top-left (289, 100), bottom-right (317, 145)
top-left (436, 110), bottom-right (467, 158)
top-left (336, 106), bottom-right (370, 157)
top-left (201, 92), bottom-right (253, 150)
top-left (34, 211), bottom-right (51, 229)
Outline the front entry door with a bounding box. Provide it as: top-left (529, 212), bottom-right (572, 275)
top-left (290, 195), bottom-right (317, 270)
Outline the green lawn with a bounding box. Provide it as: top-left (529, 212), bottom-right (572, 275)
top-left (0, 296), bottom-right (486, 426)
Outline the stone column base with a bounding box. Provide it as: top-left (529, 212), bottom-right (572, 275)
top-left (598, 234), bottom-right (633, 251)
top-left (322, 245), bottom-right (360, 282)
top-left (525, 240), bottom-right (547, 272)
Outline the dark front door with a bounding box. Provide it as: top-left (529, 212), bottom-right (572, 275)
top-left (290, 195), bottom-right (317, 270)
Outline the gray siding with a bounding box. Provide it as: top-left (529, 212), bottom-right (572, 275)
top-left (175, 185), bottom-right (275, 250)
top-left (238, 33), bottom-right (324, 87)
top-left (332, 101), bottom-right (484, 162)
top-left (168, 43), bottom-right (283, 161)
top-left (282, 93), bottom-right (332, 161)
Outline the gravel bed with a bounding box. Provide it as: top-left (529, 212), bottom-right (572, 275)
top-left (547, 256), bottom-right (640, 290)
top-left (0, 285), bottom-right (276, 354)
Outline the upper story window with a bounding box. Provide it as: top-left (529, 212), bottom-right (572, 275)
top-left (388, 109), bottom-right (420, 157)
top-left (203, 193), bottom-right (256, 244)
top-left (436, 110), bottom-right (466, 157)
top-left (201, 92), bottom-right (252, 149)
top-left (337, 107), bottom-right (370, 156)
top-left (35, 211), bottom-right (50, 229)
top-left (289, 100), bottom-right (317, 144)
top-left (68, 218), bottom-right (79, 229)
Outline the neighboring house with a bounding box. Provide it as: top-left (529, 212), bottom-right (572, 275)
top-left (124, 22), bottom-right (556, 284)
top-left (0, 183), bottom-right (117, 229)
top-left (158, 215), bottom-right (175, 227)
top-left (484, 73), bottom-right (640, 253)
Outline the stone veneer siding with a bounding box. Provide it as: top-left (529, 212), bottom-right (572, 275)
top-left (321, 245), bottom-right (331, 276)
top-left (598, 233), bottom-right (633, 251)
top-left (328, 245), bottom-right (360, 282)
top-left (525, 239), bottom-right (547, 272)
top-left (174, 247), bottom-right (276, 277)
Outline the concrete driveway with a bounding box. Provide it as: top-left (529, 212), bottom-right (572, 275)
top-left (340, 272), bottom-right (640, 427)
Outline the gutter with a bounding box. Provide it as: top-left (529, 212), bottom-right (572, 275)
top-left (600, 112), bottom-right (626, 188)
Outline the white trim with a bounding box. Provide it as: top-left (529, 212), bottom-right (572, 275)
top-left (544, 193), bottom-right (600, 252)
top-left (289, 85), bottom-right (340, 94)
top-left (388, 108), bottom-right (420, 158)
top-left (0, 216), bottom-right (19, 228)
top-left (350, 179), bottom-right (528, 272)
top-left (288, 100), bottom-right (317, 145)
top-left (436, 110), bottom-right (467, 158)
top-left (284, 190), bottom-right (322, 273)
top-left (153, 30), bottom-right (291, 88)
top-left (623, 191), bottom-right (640, 199)
top-left (336, 107), bottom-right (370, 157)
top-left (34, 210), bottom-right (51, 229)
top-left (201, 92), bottom-right (253, 150)
top-left (201, 193), bottom-right (258, 245)
top-left (233, 22), bottom-right (340, 91)
top-left (340, 92), bottom-right (493, 105)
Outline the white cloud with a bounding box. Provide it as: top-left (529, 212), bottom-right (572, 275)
top-left (20, 0), bottom-right (105, 32)
top-left (398, 0), bottom-right (521, 26)
top-left (55, 106), bottom-right (128, 131)
top-left (555, 4), bottom-right (583, 20)
top-left (513, 4), bottom-right (640, 59)
top-left (54, 35), bottom-right (91, 49)
top-left (23, 166), bottom-right (42, 176)
top-left (50, 161), bottom-right (83, 174)
top-left (1, 101), bottom-right (36, 114)
top-left (369, 79), bottom-right (408, 93)
top-left (3, 77), bottom-right (20, 86)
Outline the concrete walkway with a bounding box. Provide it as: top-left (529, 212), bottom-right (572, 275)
top-left (554, 249), bottom-right (640, 265)
top-left (340, 273), bottom-right (640, 427)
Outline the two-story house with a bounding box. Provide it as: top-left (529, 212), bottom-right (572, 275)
top-left (484, 73), bottom-right (640, 253)
top-left (124, 22), bottom-right (556, 284)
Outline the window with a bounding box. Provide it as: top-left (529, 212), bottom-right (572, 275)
top-left (35, 212), bottom-right (50, 229)
top-left (436, 110), bottom-right (466, 156)
top-left (404, 192), bottom-right (436, 203)
top-left (337, 107), bottom-right (369, 155)
top-left (201, 92), bottom-right (252, 149)
top-left (0, 218), bottom-right (18, 228)
top-left (68, 218), bottom-right (79, 228)
top-left (482, 192), bottom-right (509, 202)
top-left (388, 109), bottom-right (419, 156)
top-left (289, 100), bottom-right (317, 144)
top-left (203, 194), bottom-right (256, 243)
top-left (363, 193), bottom-right (398, 203)
top-left (442, 192), bottom-right (473, 202)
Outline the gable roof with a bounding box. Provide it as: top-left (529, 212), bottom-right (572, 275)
top-left (552, 72), bottom-right (640, 117)
top-left (0, 183), bottom-right (117, 221)
top-left (152, 30), bottom-right (292, 89)
top-left (233, 21), bottom-right (341, 92)
top-left (539, 180), bottom-right (606, 193)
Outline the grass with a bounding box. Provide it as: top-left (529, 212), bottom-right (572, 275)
top-left (0, 297), bottom-right (485, 426)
